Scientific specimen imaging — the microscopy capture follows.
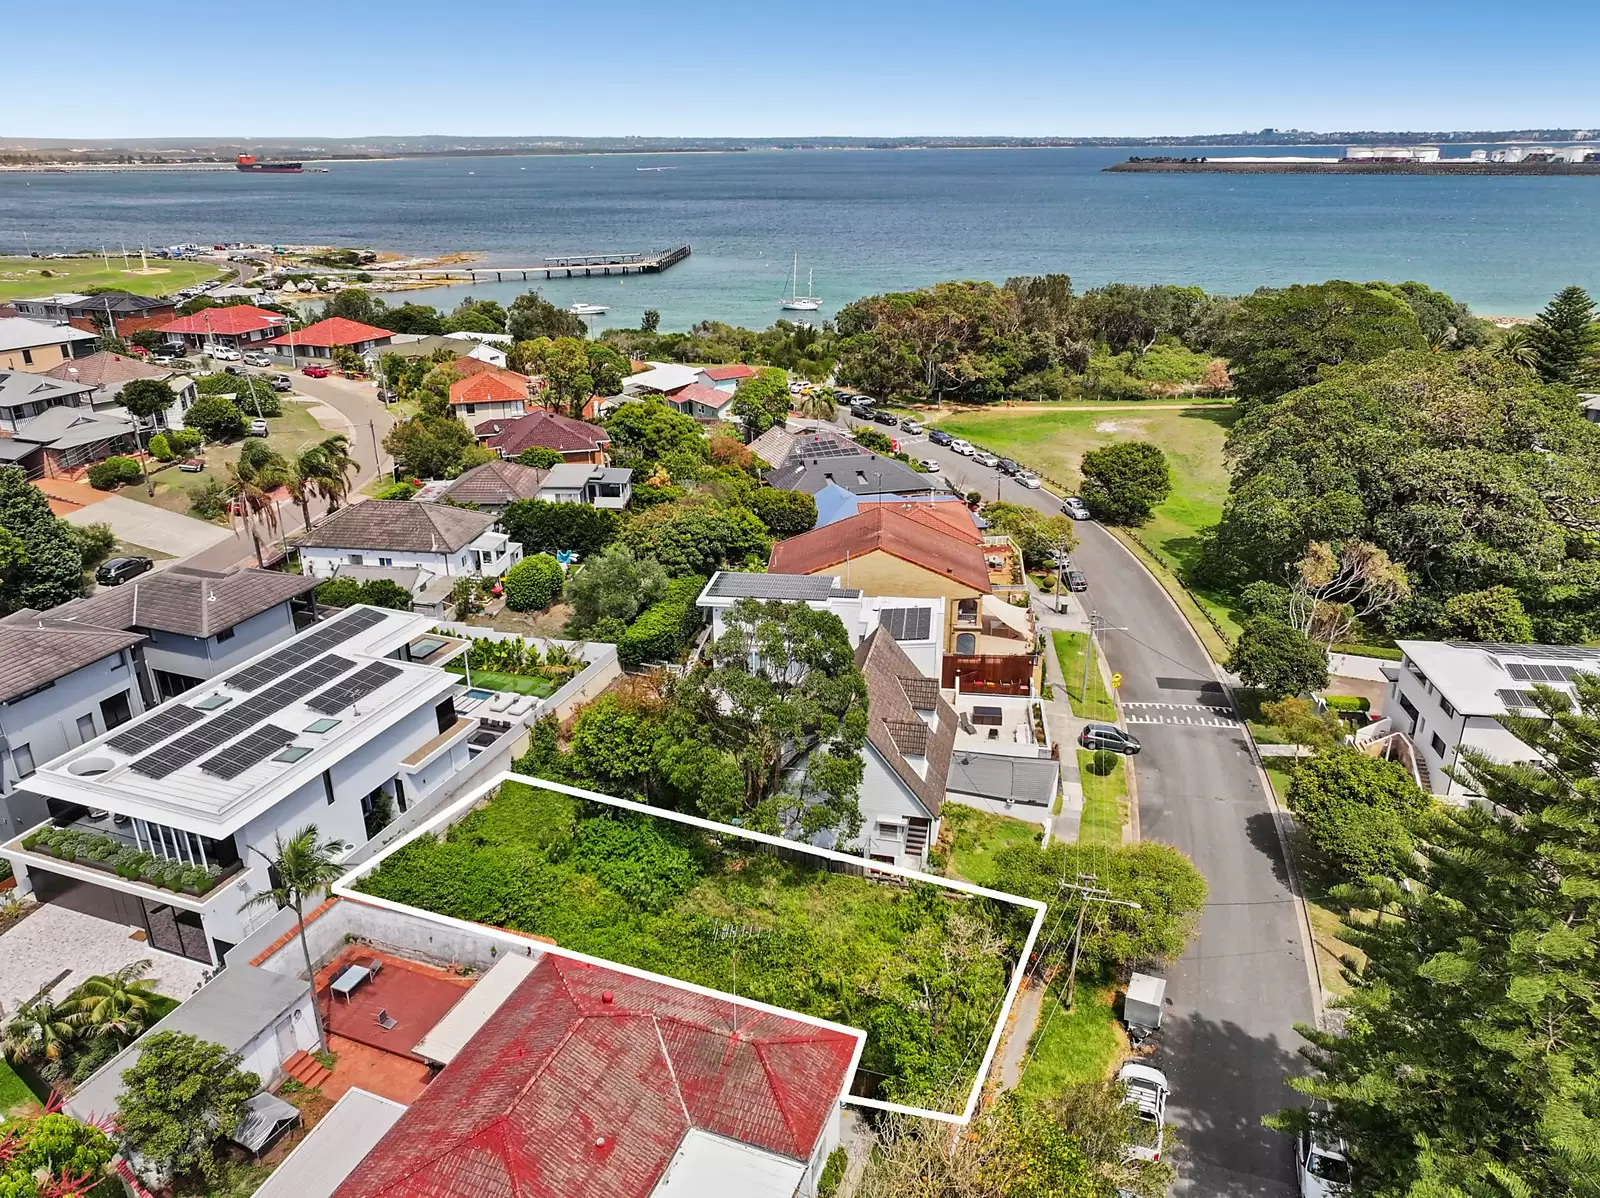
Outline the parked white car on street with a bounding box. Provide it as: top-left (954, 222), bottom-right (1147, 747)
top-left (972, 451), bottom-right (999, 468)
top-left (1017, 471), bottom-right (1042, 489)
top-left (1062, 496), bottom-right (1091, 520)
top-left (1297, 1132), bottom-right (1351, 1197)
top-left (949, 439), bottom-right (975, 456)
top-left (917, 458), bottom-right (941, 472)
top-left (208, 345), bottom-right (242, 361)
top-left (1117, 1062), bottom-right (1168, 1163)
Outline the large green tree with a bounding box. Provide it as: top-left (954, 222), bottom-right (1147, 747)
top-left (620, 498), bottom-right (770, 576)
top-left (729, 369), bottom-right (792, 440)
top-left (563, 544), bottom-right (668, 632)
top-left (1528, 284), bottom-right (1600, 387)
top-left (116, 1031), bottom-right (260, 1187)
top-left (1226, 616), bottom-right (1329, 697)
top-left (0, 466), bottom-right (86, 614)
top-left (501, 498), bottom-right (620, 558)
top-left (1285, 677), bottom-right (1600, 1196)
top-left (1285, 747), bottom-right (1428, 880)
top-left (604, 397), bottom-right (704, 463)
top-left (1078, 440), bottom-right (1172, 525)
top-left (507, 290), bottom-right (587, 342)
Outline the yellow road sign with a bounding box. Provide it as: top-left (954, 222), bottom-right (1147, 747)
top-left (1111, 673), bottom-right (1123, 688)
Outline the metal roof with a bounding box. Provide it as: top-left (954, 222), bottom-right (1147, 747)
top-left (702, 571), bottom-right (859, 602)
top-left (253, 1089), bottom-right (408, 1198)
top-left (946, 751), bottom-right (1058, 807)
top-left (411, 952), bottom-right (540, 1065)
top-left (232, 1090), bottom-right (301, 1153)
top-left (0, 317), bottom-right (96, 353)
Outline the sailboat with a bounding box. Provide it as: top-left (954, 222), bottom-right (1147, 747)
top-left (780, 253), bottom-right (821, 311)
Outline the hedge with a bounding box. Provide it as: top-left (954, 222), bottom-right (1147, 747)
top-left (617, 574), bottom-right (706, 667)
top-left (86, 456), bottom-right (143, 490)
top-left (1324, 694), bottom-right (1372, 714)
top-left (504, 554), bottom-right (565, 612)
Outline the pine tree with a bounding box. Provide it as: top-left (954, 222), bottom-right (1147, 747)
top-left (1528, 284), bottom-right (1600, 387)
top-left (1284, 676), bottom-right (1600, 1194)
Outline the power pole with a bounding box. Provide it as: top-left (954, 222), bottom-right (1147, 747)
top-left (1080, 610), bottom-right (1127, 712)
top-left (1058, 873), bottom-right (1141, 1010)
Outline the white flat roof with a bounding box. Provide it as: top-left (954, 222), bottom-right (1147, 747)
top-left (26, 606), bottom-right (459, 837)
top-left (252, 1088), bottom-right (407, 1198)
top-left (411, 951), bottom-right (541, 1065)
top-left (1397, 640), bottom-right (1600, 717)
top-left (654, 1129), bottom-right (807, 1198)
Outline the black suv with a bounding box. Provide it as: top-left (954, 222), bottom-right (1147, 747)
top-left (996, 458), bottom-right (1021, 476)
top-left (96, 556), bottom-right (154, 587)
top-left (1079, 723), bottom-right (1141, 755)
top-left (873, 409), bottom-right (900, 426)
top-left (928, 428), bottom-right (953, 447)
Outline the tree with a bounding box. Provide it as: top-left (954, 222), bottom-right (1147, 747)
top-left (604, 397), bottom-right (703, 463)
top-left (0, 466), bottom-right (85, 614)
top-left (794, 387), bottom-right (837, 421)
top-left (620, 499), bottom-right (771, 576)
top-left (377, 302), bottom-right (444, 336)
top-left (1078, 441), bottom-right (1172, 524)
top-left (980, 501), bottom-right (1079, 567)
top-left (729, 370), bottom-right (792, 440)
top-left (674, 599), bottom-right (868, 839)
top-left (1226, 616), bottom-right (1329, 697)
top-left (3, 994), bottom-right (77, 1079)
top-left (641, 308), bottom-right (660, 333)
top-left (320, 288), bottom-right (388, 326)
top-left (518, 336), bottom-right (593, 417)
top-left (223, 448), bottom-right (285, 569)
top-left (444, 297), bottom-right (507, 335)
top-left (1285, 540), bottom-right (1409, 649)
top-left (238, 824), bottom-right (351, 1028)
top-left (507, 290), bottom-right (586, 342)
top-left (1438, 585), bottom-right (1535, 643)
top-left (515, 446), bottom-right (564, 470)
top-left (310, 434), bottom-right (357, 510)
top-left (836, 281), bottom-right (1023, 404)
top-left (503, 554), bottom-right (564, 611)
top-left (116, 1031), bottom-right (260, 1187)
top-left (117, 378), bottom-right (176, 489)
top-left (1528, 284), bottom-right (1599, 386)
top-left (1222, 281), bottom-right (1426, 401)
top-left (563, 544), bottom-right (668, 631)
top-left (1495, 324), bottom-right (1539, 370)
top-left (501, 498), bottom-right (621, 558)
top-left (1285, 746), bottom-right (1427, 879)
top-left (383, 412), bottom-right (477, 479)
top-left (1259, 696), bottom-right (1343, 769)
top-left (749, 487), bottom-right (817, 537)
top-left (62, 960), bottom-right (162, 1043)
top-left (1284, 677), bottom-right (1600, 1195)
top-left (183, 393), bottom-right (246, 442)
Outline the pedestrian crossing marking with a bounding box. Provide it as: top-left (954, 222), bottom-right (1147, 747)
top-left (1123, 701), bottom-right (1236, 717)
top-left (1125, 714), bottom-right (1240, 728)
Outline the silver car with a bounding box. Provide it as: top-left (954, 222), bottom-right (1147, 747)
top-left (1062, 497), bottom-right (1091, 519)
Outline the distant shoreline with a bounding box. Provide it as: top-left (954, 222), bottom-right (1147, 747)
top-left (1107, 160), bottom-right (1600, 176)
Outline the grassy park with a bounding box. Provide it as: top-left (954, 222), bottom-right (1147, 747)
top-left (131, 400), bottom-right (329, 519)
top-left (0, 255), bottom-right (224, 303)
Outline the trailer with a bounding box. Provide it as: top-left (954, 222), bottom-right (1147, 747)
top-left (1124, 972), bottom-right (1166, 1042)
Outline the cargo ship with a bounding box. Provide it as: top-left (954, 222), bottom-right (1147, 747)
top-left (235, 154), bottom-right (303, 173)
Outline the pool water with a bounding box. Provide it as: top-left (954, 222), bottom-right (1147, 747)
top-left (465, 688), bottom-right (495, 700)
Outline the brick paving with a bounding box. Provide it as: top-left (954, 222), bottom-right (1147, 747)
top-left (0, 902), bottom-right (208, 1011)
top-left (317, 947), bottom-right (472, 1061)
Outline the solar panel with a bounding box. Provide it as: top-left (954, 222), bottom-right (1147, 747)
top-left (1505, 663), bottom-right (1533, 681)
top-left (106, 705), bottom-right (204, 755)
top-left (306, 662), bottom-right (403, 714)
top-left (1497, 688), bottom-right (1541, 709)
top-left (199, 725), bottom-right (295, 780)
top-left (880, 607), bottom-right (932, 641)
top-left (1478, 643), bottom-right (1600, 661)
top-left (228, 607), bottom-right (388, 692)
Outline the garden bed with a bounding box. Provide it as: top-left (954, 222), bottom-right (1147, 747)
top-left (352, 778), bottom-right (1040, 1115)
top-left (19, 827), bottom-right (229, 895)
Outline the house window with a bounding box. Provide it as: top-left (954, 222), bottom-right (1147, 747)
top-left (435, 697), bottom-right (457, 733)
top-left (955, 633), bottom-right (977, 654)
top-left (215, 627), bottom-right (235, 643)
top-left (21, 349), bottom-right (32, 365)
top-left (76, 713), bottom-right (96, 743)
top-left (1439, 696), bottom-right (1455, 719)
top-left (1430, 732), bottom-right (1448, 758)
top-left (349, 554), bottom-right (364, 566)
top-left (12, 743), bottom-right (35, 779)
top-left (100, 691), bottom-right (133, 730)
top-left (378, 558), bottom-right (392, 567)
top-left (876, 821), bottom-right (902, 840)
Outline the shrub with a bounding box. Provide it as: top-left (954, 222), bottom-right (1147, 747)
top-left (86, 455), bottom-right (143, 490)
top-left (188, 478), bottom-right (228, 519)
top-left (1286, 746), bottom-right (1428, 879)
top-left (147, 432), bottom-right (174, 461)
top-left (515, 446), bottom-right (564, 470)
top-left (617, 574), bottom-right (705, 667)
top-left (184, 393), bottom-right (246, 442)
top-left (1089, 749), bottom-right (1119, 776)
top-left (749, 487), bottom-right (818, 537)
top-left (1323, 694), bottom-right (1371, 714)
top-left (819, 1146), bottom-right (848, 1197)
top-left (372, 480), bottom-right (419, 501)
top-left (1237, 580), bottom-right (1292, 621)
top-left (503, 554), bottom-right (565, 611)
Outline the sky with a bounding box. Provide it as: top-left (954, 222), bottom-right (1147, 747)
top-left (9, 0), bottom-right (1600, 139)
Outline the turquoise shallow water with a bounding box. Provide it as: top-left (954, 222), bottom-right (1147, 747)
top-left (3, 146), bottom-right (1597, 328)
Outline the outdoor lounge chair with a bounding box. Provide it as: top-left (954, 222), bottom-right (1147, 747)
top-left (366, 957), bottom-right (383, 977)
top-left (376, 1009), bottom-right (398, 1030)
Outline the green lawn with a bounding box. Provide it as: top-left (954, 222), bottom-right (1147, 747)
top-left (1076, 751), bottom-right (1127, 846)
top-left (0, 255), bottom-right (224, 303)
top-left (0, 1059), bottom-right (37, 1116)
top-left (1052, 631), bottom-right (1116, 721)
top-left (445, 664), bottom-right (558, 697)
top-left (935, 406), bottom-right (1244, 644)
top-left (1015, 986), bottom-right (1123, 1100)
top-left (941, 803), bottom-right (1042, 887)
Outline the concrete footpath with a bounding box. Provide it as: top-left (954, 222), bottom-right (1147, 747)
top-left (1032, 584), bottom-right (1089, 845)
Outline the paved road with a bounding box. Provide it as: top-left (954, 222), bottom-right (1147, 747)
top-left (838, 411), bottom-right (1315, 1195)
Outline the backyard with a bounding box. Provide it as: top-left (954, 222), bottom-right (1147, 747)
top-left (0, 255), bottom-right (224, 303)
top-left (356, 780), bottom-right (1036, 1113)
top-left (940, 803), bottom-right (1042, 887)
top-left (443, 633), bottom-right (585, 696)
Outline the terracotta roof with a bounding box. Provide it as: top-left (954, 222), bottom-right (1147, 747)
top-left (890, 500), bottom-right (983, 544)
top-left (768, 507), bottom-right (991, 594)
top-left (700, 364), bottom-right (757, 382)
top-left (476, 410), bottom-right (610, 456)
top-left (0, 610), bottom-right (145, 704)
top-left (157, 305), bottom-right (287, 336)
top-left (448, 371), bottom-right (526, 408)
top-left (42, 352), bottom-right (173, 388)
top-left (856, 629), bottom-right (957, 816)
top-left (446, 356), bottom-right (516, 381)
top-left (297, 500), bottom-right (494, 553)
top-left (440, 460), bottom-right (548, 506)
top-left (266, 317), bottom-right (393, 348)
top-left (54, 564), bottom-right (317, 639)
top-left (331, 954), bottom-right (859, 1198)
top-left (670, 383), bottom-right (736, 410)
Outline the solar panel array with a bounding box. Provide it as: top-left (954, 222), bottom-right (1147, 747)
top-left (106, 705), bottom-right (204, 755)
top-left (228, 607), bottom-right (388, 693)
top-left (200, 725), bottom-right (296, 780)
top-left (129, 654), bottom-right (355, 779)
top-left (1505, 662), bottom-right (1585, 683)
top-left (1497, 688), bottom-right (1543, 709)
top-left (1478, 643), bottom-right (1600, 661)
top-left (306, 662), bottom-right (403, 715)
top-left (880, 607), bottom-right (933, 641)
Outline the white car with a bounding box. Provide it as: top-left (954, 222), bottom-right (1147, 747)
top-left (150, 353), bottom-right (176, 366)
top-left (972, 451), bottom-right (999, 468)
top-left (1297, 1132), bottom-right (1351, 1197)
top-left (1017, 471), bottom-right (1042, 489)
top-left (243, 352), bottom-right (272, 367)
top-left (917, 458), bottom-right (941, 472)
top-left (208, 346), bottom-right (242, 362)
top-left (1062, 496), bottom-right (1091, 520)
top-left (949, 439), bottom-right (975, 456)
top-left (1117, 1062), bottom-right (1168, 1163)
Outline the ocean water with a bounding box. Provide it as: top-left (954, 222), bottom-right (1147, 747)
top-left (2, 146), bottom-right (1597, 329)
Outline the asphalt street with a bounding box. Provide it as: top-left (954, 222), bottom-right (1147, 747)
top-left (839, 410), bottom-right (1315, 1196)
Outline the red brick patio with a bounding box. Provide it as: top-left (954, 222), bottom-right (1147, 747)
top-left (314, 947), bottom-right (473, 1062)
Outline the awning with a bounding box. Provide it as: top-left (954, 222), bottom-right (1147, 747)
top-left (982, 593), bottom-right (1032, 638)
top-left (232, 1091), bottom-right (301, 1154)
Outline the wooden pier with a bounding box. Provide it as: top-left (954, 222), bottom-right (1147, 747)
top-left (379, 244), bottom-right (691, 282)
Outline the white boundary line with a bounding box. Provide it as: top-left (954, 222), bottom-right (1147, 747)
top-left (332, 769), bottom-right (1047, 1125)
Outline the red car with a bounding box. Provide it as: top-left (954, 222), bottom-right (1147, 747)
top-left (301, 364), bottom-right (331, 378)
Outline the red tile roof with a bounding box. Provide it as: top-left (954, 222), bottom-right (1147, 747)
top-left (157, 305), bottom-right (287, 336)
top-left (449, 371), bottom-right (526, 407)
top-left (769, 506), bottom-right (992, 593)
top-left (890, 500), bottom-right (983, 544)
top-left (476, 410), bottom-right (610, 456)
top-left (266, 316), bottom-right (393, 347)
top-left (700, 364), bottom-right (757, 382)
top-left (331, 954), bottom-right (859, 1198)
top-left (671, 383), bottom-right (736, 410)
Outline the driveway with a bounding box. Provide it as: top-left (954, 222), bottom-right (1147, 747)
top-left (843, 411), bottom-right (1316, 1196)
top-left (0, 902), bottom-right (208, 1012)
top-left (65, 495), bottom-right (234, 557)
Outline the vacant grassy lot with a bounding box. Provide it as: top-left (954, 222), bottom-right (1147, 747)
top-left (1015, 985), bottom-right (1123, 1100)
top-left (935, 406), bottom-right (1243, 641)
top-left (131, 400), bottom-right (329, 519)
top-left (942, 803), bottom-right (1042, 887)
top-left (1052, 630), bottom-right (1116, 722)
top-left (1077, 750), bottom-right (1128, 846)
top-left (0, 255), bottom-right (224, 303)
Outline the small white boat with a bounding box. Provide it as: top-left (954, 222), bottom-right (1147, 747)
top-left (780, 253), bottom-right (821, 311)
top-left (569, 302), bottom-right (609, 316)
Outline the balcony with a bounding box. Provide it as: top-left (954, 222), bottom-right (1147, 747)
top-left (942, 653), bottom-right (1036, 697)
top-left (981, 534), bottom-right (1027, 594)
top-left (950, 691), bottom-right (1052, 758)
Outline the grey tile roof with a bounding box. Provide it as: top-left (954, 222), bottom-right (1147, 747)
top-left (13, 405), bottom-right (133, 449)
top-left (57, 565), bottom-right (318, 639)
top-left (856, 629), bottom-right (956, 816)
top-left (704, 571), bottom-right (860, 601)
top-left (0, 369), bottom-right (95, 410)
top-left (0, 610), bottom-right (146, 703)
top-left (439, 460), bottom-right (547, 507)
top-left (946, 752), bottom-right (1058, 807)
top-left (297, 500), bottom-right (495, 554)
top-left (767, 450), bottom-right (936, 497)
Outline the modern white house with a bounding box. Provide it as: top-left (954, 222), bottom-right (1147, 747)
top-left (297, 500), bottom-right (522, 585)
top-left (1370, 640), bottom-right (1600, 798)
top-left (0, 607), bottom-right (500, 967)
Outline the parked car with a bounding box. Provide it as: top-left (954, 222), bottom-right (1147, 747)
top-left (949, 438), bottom-right (975, 456)
top-left (850, 402), bottom-right (876, 420)
top-left (927, 428), bottom-right (954, 447)
top-left (376, 388), bottom-right (397, 403)
top-left (95, 556), bottom-right (154, 587)
top-left (873, 409), bottom-right (900, 426)
top-left (1080, 723), bottom-right (1141, 754)
top-left (972, 451), bottom-right (999, 467)
top-left (1064, 568), bottom-right (1089, 592)
top-left (301, 364), bottom-right (331, 377)
top-left (1297, 1132), bottom-right (1351, 1198)
top-left (243, 352), bottom-right (272, 367)
top-left (208, 345), bottom-right (242, 362)
top-left (248, 418), bottom-right (269, 437)
top-left (223, 365), bottom-right (244, 376)
top-left (900, 418), bottom-right (924, 434)
top-left (150, 352), bottom-right (176, 366)
top-left (996, 457), bottom-right (1021, 476)
top-left (917, 458), bottom-right (941, 472)
top-left (1117, 1062), bottom-right (1168, 1162)
top-left (269, 375), bottom-right (294, 392)
top-left (1061, 496), bottom-right (1091, 520)
top-left (179, 458), bottom-right (205, 472)
top-left (1017, 471), bottom-right (1042, 489)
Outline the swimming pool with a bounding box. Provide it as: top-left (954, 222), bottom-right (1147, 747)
top-left (464, 688), bottom-right (495, 701)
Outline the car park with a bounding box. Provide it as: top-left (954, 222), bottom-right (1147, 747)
top-left (927, 428), bottom-right (953, 447)
top-left (95, 556), bottom-right (154, 587)
top-left (1116, 1062), bottom-right (1168, 1162)
top-left (243, 352), bottom-right (272, 367)
top-left (972, 451), bottom-right (999, 467)
top-left (179, 458), bottom-right (205, 472)
top-left (248, 418), bottom-right (269, 437)
top-left (873, 409), bottom-right (900, 426)
top-left (900, 418), bottom-right (924, 434)
top-left (1062, 496), bottom-right (1091, 520)
top-left (301, 364), bottom-right (331, 377)
top-left (1017, 471), bottom-right (1042, 489)
top-left (1297, 1132), bottom-right (1351, 1197)
top-left (1064, 568), bottom-right (1089, 592)
top-left (949, 439), bottom-right (975, 456)
top-left (208, 345), bottom-right (242, 362)
top-left (917, 458), bottom-right (941, 472)
top-left (1080, 723), bottom-right (1141, 754)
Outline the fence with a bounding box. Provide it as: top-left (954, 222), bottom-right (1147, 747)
top-left (942, 653), bottom-right (1035, 695)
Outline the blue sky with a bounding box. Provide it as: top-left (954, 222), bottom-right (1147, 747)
top-left (10, 0), bottom-right (1600, 138)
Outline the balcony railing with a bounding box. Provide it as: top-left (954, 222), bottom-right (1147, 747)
top-left (942, 654), bottom-right (1035, 696)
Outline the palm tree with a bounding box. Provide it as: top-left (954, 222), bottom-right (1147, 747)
top-left (289, 445), bottom-right (330, 533)
top-left (3, 995), bottom-right (76, 1079)
top-left (224, 459), bottom-right (282, 568)
top-left (61, 961), bottom-right (162, 1044)
top-left (239, 825), bottom-right (350, 1028)
top-left (1496, 325), bottom-right (1539, 370)
top-left (312, 435), bottom-right (357, 511)
top-left (795, 387), bottom-right (836, 422)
